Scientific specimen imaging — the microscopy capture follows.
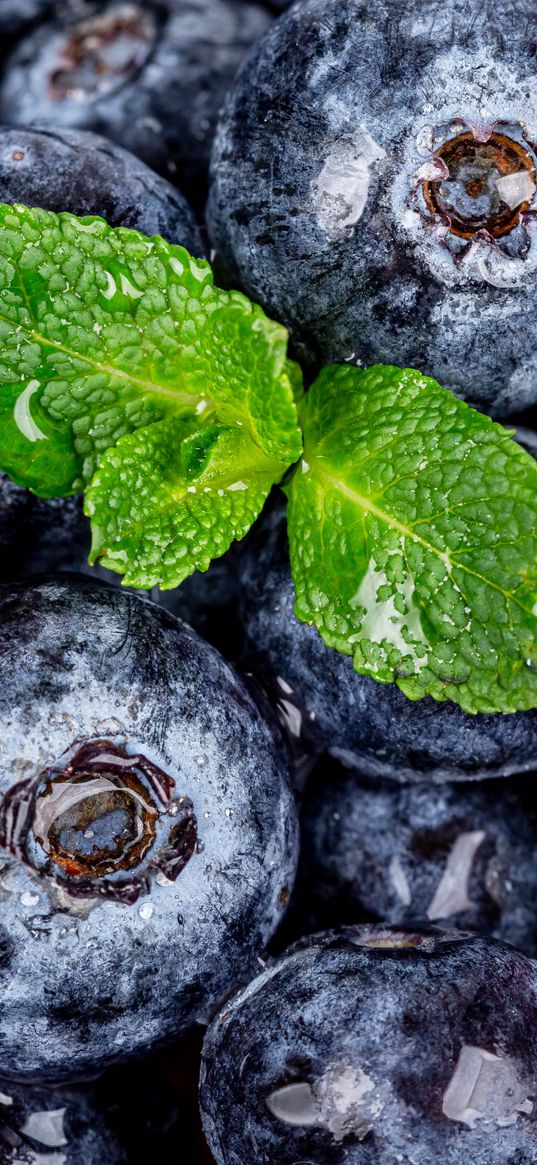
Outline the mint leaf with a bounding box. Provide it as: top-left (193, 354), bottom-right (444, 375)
top-left (0, 203), bottom-right (301, 496)
top-left (286, 364), bottom-right (537, 714)
top-left (86, 417), bottom-right (282, 589)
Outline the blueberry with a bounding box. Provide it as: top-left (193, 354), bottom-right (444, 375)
top-left (0, 125), bottom-right (202, 250)
top-left (0, 1080), bottom-right (127, 1164)
top-left (239, 493), bottom-right (537, 781)
top-left (201, 925), bottom-right (537, 1164)
top-left (208, 0), bottom-right (537, 415)
top-left (294, 758), bottom-right (537, 955)
top-left (0, 576), bottom-right (297, 1083)
top-left (0, 0), bottom-right (272, 206)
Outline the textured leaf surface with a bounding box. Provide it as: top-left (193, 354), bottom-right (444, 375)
top-left (286, 364), bottom-right (537, 714)
top-left (0, 203), bottom-right (301, 495)
top-left (86, 418), bottom-right (279, 589)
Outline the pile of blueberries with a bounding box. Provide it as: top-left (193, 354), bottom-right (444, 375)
top-left (1, 1), bottom-right (537, 1162)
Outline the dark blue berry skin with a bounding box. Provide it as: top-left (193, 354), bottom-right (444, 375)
top-left (0, 576), bottom-right (297, 1085)
top-left (0, 0), bottom-right (272, 207)
top-left (0, 0), bottom-right (50, 42)
top-left (0, 471), bottom-right (242, 657)
top-left (294, 758), bottom-right (537, 955)
top-left (239, 493), bottom-right (537, 782)
top-left (0, 1080), bottom-right (127, 1164)
top-left (208, 0), bottom-right (537, 415)
top-left (201, 925), bottom-right (537, 1165)
top-left (0, 475), bottom-right (88, 584)
top-left (158, 546), bottom-right (244, 660)
top-left (515, 425), bottom-right (537, 460)
top-left (0, 125), bottom-right (202, 251)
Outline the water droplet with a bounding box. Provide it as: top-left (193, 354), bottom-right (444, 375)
top-left (196, 840), bottom-right (205, 854)
top-left (278, 698), bottom-right (303, 738)
top-left (266, 1082), bottom-right (318, 1127)
top-left (21, 1108), bottom-right (67, 1149)
top-left (427, 830), bottom-right (486, 921)
top-left (13, 379), bottom-right (47, 443)
top-left (101, 270), bottom-right (117, 300)
top-left (443, 1045), bottom-right (533, 1128)
top-left (20, 891), bottom-right (39, 907)
top-left (225, 808), bottom-right (234, 818)
top-left (316, 1063), bottom-right (381, 1143)
top-left (310, 128), bottom-right (386, 239)
top-left (139, 902), bottom-right (154, 921)
top-left (389, 855), bottom-right (412, 907)
top-left (119, 273), bottom-right (143, 299)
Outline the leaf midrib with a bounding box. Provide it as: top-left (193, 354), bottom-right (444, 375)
top-left (309, 455), bottom-right (535, 621)
top-left (0, 309), bottom-right (206, 410)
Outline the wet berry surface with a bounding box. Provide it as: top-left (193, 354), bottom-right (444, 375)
top-left (0, 1), bottom-right (536, 1163)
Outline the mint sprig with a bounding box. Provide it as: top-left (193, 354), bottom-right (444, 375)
top-left (0, 204), bottom-right (535, 714)
top-left (286, 364), bottom-right (537, 715)
top-left (0, 203), bottom-right (301, 586)
top-left (0, 203), bottom-right (301, 496)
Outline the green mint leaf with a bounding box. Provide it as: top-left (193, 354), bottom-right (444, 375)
top-left (286, 364), bottom-right (537, 715)
top-left (86, 417), bottom-right (286, 589)
top-left (0, 203), bottom-right (301, 496)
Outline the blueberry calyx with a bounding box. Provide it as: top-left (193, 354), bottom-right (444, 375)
top-left (33, 760), bottom-right (158, 880)
top-left (423, 130), bottom-right (536, 239)
top-left (48, 3), bottom-right (157, 104)
top-left (347, 923), bottom-right (472, 955)
top-left (0, 740), bottom-right (197, 904)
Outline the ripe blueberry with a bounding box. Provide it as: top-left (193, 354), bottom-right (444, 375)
top-left (209, 0), bottom-right (537, 414)
top-left (0, 576), bottom-right (297, 1083)
top-left (201, 925), bottom-right (537, 1164)
top-left (0, 125), bottom-right (202, 250)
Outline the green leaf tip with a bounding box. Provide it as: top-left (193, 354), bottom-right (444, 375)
top-left (286, 363), bottom-right (537, 715)
top-left (0, 201), bottom-right (302, 584)
top-left (86, 417), bottom-right (282, 589)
